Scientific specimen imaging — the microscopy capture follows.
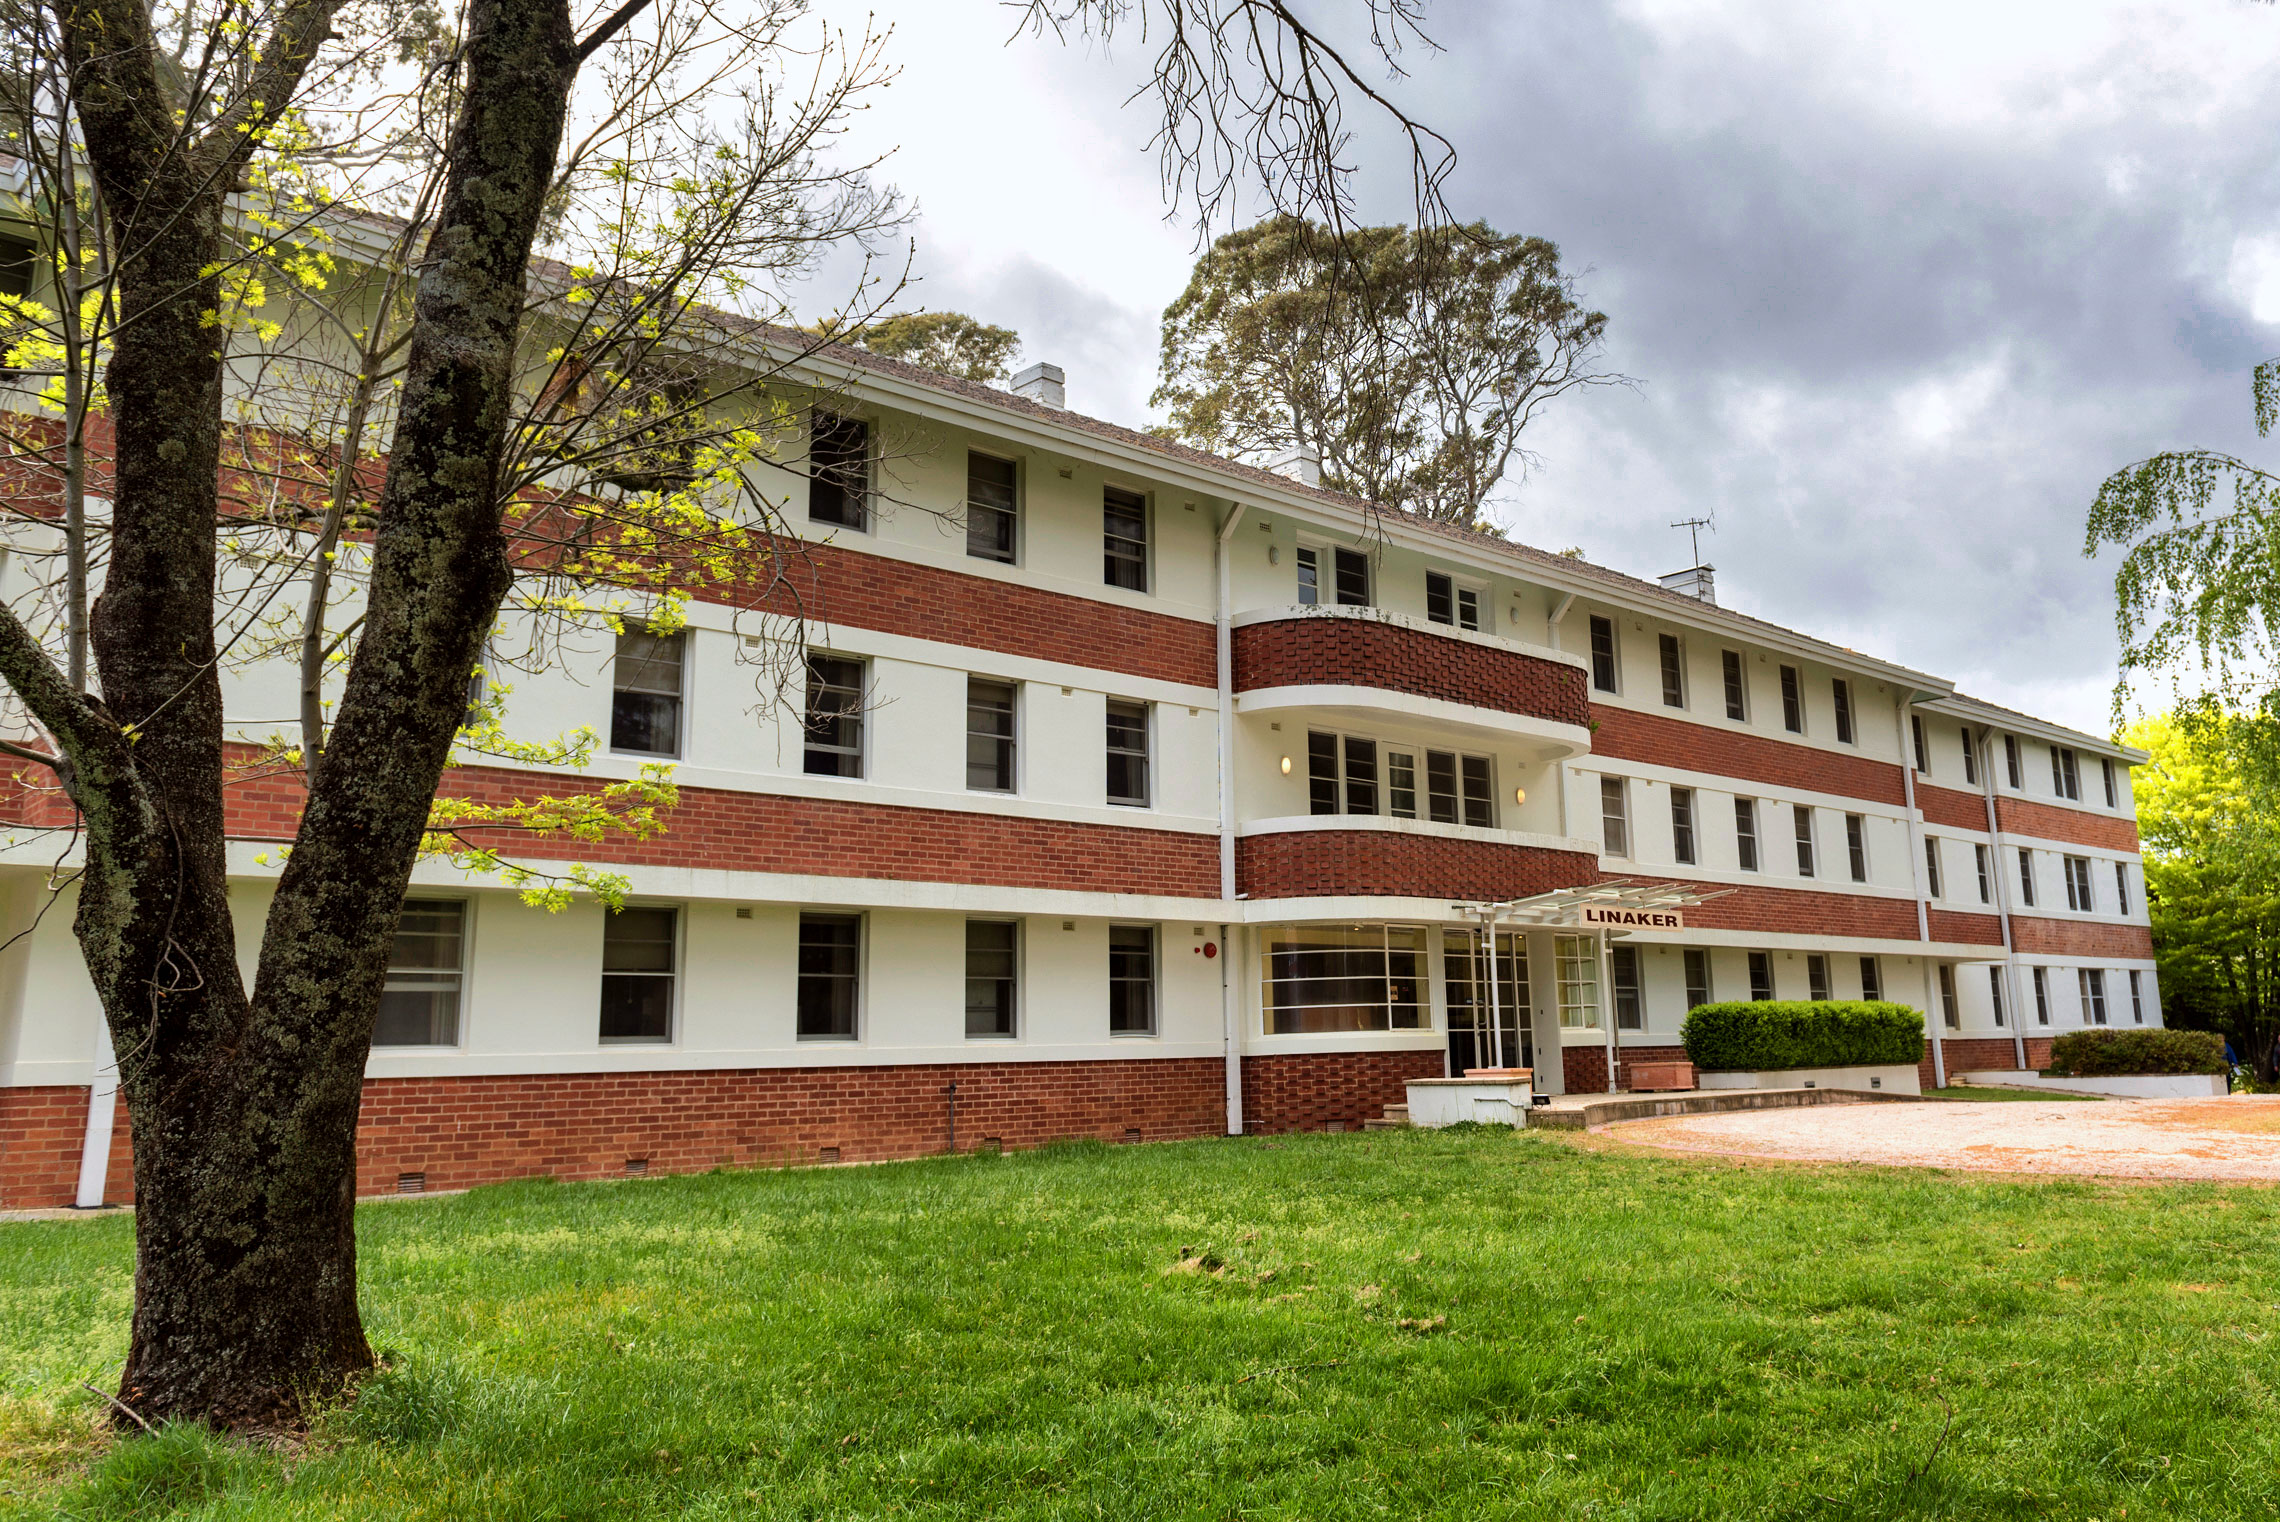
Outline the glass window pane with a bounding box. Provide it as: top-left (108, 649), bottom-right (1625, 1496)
top-left (967, 454), bottom-right (1017, 562)
top-left (1108, 924), bottom-right (1156, 1035)
top-left (809, 412), bottom-right (871, 528)
top-left (1103, 486), bottom-right (1149, 590)
top-left (1425, 751), bottom-right (1458, 825)
top-left (797, 913), bottom-right (861, 1039)
top-left (1460, 756), bottom-right (1494, 829)
top-left (967, 678), bottom-right (1017, 792)
top-left (611, 630), bottom-right (684, 756)
top-left (375, 899), bottom-right (465, 1046)
top-left (1343, 737), bottom-right (1379, 815)
top-left (1106, 700), bottom-right (1150, 806)
top-left (966, 920), bottom-right (1018, 1037)
top-left (803, 654), bottom-right (865, 777)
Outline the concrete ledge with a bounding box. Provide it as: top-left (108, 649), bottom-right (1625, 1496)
top-left (1956, 1070), bottom-right (2228, 1099)
top-left (1525, 1085), bottom-right (1924, 1132)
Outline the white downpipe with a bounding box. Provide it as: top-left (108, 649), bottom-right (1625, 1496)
top-left (1598, 929), bottom-right (1619, 1093)
top-left (1481, 914), bottom-right (1499, 1074)
top-left (1976, 725), bottom-right (2029, 1071)
top-left (73, 1017), bottom-right (117, 1209)
top-left (1215, 503), bottom-right (1247, 1134)
top-left (1896, 698), bottom-right (1946, 1089)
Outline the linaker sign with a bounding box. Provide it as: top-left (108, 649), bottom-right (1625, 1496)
top-left (1579, 906), bottom-right (1684, 931)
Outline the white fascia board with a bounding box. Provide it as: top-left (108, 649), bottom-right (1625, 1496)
top-left (1921, 695), bottom-right (2147, 765)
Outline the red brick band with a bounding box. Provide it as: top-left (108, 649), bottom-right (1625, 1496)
top-left (1237, 831), bottom-right (1597, 902)
top-left (1927, 908), bottom-right (2006, 947)
top-left (2009, 916), bottom-right (2154, 960)
top-left (1590, 705), bottom-right (1907, 807)
top-left (1993, 797), bottom-right (2141, 854)
top-left (1917, 783), bottom-right (1993, 833)
top-left (1602, 874), bottom-right (1924, 941)
top-left (1232, 616), bottom-right (1589, 728)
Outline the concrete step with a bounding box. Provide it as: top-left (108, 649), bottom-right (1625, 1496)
top-left (1362, 1103), bottom-right (1412, 1131)
top-left (1525, 1085), bottom-right (1922, 1133)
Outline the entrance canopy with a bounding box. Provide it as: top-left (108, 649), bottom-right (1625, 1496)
top-left (1452, 878), bottom-right (1734, 931)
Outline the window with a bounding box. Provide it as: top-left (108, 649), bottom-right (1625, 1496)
top-left (966, 678), bottom-right (1017, 792)
top-left (1922, 836), bottom-right (1943, 899)
top-left (1846, 814), bottom-right (1868, 883)
top-left (1747, 951), bottom-right (1775, 1002)
top-left (1721, 650), bottom-right (1747, 721)
top-left (1460, 755), bottom-right (1494, 828)
top-left (796, 913), bottom-right (861, 1040)
top-left (2064, 856), bottom-right (2095, 913)
top-left (1332, 547), bottom-right (1370, 607)
top-left (802, 654), bottom-right (865, 777)
top-left (600, 906), bottom-right (676, 1043)
top-left (807, 412), bottom-right (871, 529)
top-left (1106, 700), bottom-right (1151, 806)
top-left (1388, 750), bottom-right (1417, 819)
top-left (1910, 714), bottom-right (1930, 775)
top-left (1975, 844), bottom-right (1993, 904)
top-left (1556, 935), bottom-right (1602, 1029)
top-left (1425, 750), bottom-right (1456, 823)
top-left (967, 453), bottom-right (1017, 562)
top-left (1108, 924), bottom-right (1157, 1036)
top-left (1735, 798), bottom-right (1760, 872)
top-left (1103, 485), bottom-right (1149, 590)
top-left (1860, 955), bottom-right (1883, 1002)
top-left (1456, 585), bottom-right (1481, 631)
top-left (1832, 679), bottom-right (1854, 744)
top-left (1588, 615), bottom-right (1618, 693)
top-left (1961, 729), bottom-right (1979, 786)
top-left (2033, 965), bottom-right (2051, 1025)
top-left (2017, 848), bottom-right (2037, 908)
top-left (1305, 732), bottom-right (1386, 817)
top-left (1600, 776), bottom-right (1630, 858)
top-left (1443, 930), bottom-right (1528, 1071)
top-left (1611, 945), bottom-right (1644, 1030)
top-left (2129, 969), bottom-right (2144, 1024)
top-left (1779, 665), bottom-right (1804, 733)
top-left (1683, 949), bottom-right (1713, 1008)
top-left (2100, 756), bottom-right (2117, 808)
top-left (610, 628), bottom-right (684, 757)
top-left (1345, 736), bottom-right (1380, 815)
top-left (1793, 805), bottom-right (1816, 877)
top-left (2115, 862), bottom-right (2130, 916)
top-left (1671, 787), bottom-right (1697, 866)
top-left (965, 920), bottom-right (1019, 1037)
top-left (1989, 966), bottom-right (2006, 1028)
top-left (2051, 744), bottom-right (2081, 801)
top-left (1426, 571), bottom-right (1454, 625)
top-left (1807, 953), bottom-right (1831, 1002)
top-left (2080, 967), bottom-right (2108, 1026)
top-left (1263, 925), bottom-right (1425, 1033)
top-left (1659, 634), bottom-right (1686, 708)
top-left (2004, 734), bottom-right (2023, 789)
top-left (1938, 964), bottom-right (1959, 1029)
top-left (374, 900), bottom-right (466, 1046)
top-left (1295, 545), bottom-right (1320, 605)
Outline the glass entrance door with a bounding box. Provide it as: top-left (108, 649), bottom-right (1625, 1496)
top-left (1443, 929), bottom-right (1530, 1074)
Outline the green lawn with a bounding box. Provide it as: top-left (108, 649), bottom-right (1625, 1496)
top-left (4, 1127), bottom-right (2278, 1519)
top-left (1928, 1086), bottom-right (2106, 1102)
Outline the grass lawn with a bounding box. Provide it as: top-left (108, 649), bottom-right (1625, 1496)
top-left (1928, 1086), bottom-right (2106, 1102)
top-left (4, 1127), bottom-right (2279, 1519)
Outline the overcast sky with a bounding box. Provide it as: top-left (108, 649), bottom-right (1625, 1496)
top-left (804, 0), bottom-right (2280, 735)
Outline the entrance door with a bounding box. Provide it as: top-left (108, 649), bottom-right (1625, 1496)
top-left (1443, 929), bottom-right (1531, 1074)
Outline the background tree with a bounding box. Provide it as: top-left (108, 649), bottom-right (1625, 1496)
top-left (0, 0), bottom-right (1464, 1432)
top-left (814, 311), bottom-right (1022, 383)
top-left (1152, 215), bottom-right (1616, 527)
top-left (2124, 712), bottom-right (2280, 1074)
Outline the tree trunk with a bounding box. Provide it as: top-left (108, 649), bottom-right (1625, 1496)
top-left (27, 0), bottom-right (578, 1429)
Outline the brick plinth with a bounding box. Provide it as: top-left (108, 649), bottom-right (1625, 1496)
top-left (1564, 1045), bottom-right (1612, 1094)
top-left (1239, 1049), bottom-right (1445, 1133)
top-left (1238, 831), bottom-right (1596, 901)
top-left (1612, 1044), bottom-right (1689, 1090)
top-left (1924, 1035), bottom-right (2053, 1088)
top-left (1232, 615), bottom-right (1589, 727)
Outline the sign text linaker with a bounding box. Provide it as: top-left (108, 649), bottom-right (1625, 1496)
top-left (1579, 906), bottom-right (1684, 930)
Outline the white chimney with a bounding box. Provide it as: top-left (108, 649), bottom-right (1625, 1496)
top-left (1011, 361), bottom-right (1065, 409)
top-left (1658, 565), bottom-right (1717, 605)
top-left (1266, 444), bottom-right (1321, 488)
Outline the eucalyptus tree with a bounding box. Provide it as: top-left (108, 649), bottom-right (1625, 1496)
top-left (0, 0), bottom-right (1460, 1431)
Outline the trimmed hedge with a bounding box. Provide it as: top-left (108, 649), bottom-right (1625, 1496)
top-left (2046, 1028), bottom-right (2227, 1077)
top-left (1680, 1001), bottom-right (1926, 1072)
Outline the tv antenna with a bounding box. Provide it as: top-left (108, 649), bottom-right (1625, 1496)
top-left (1671, 514), bottom-right (1715, 568)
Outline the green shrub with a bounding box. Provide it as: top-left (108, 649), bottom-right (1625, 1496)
top-left (2045, 1027), bottom-right (2227, 1077)
top-left (1680, 1001), bottom-right (1925, 1072)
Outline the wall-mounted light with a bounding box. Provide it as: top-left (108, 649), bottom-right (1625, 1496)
top-left (1513, 786), bottom-right (1527, 805)
top-left (1268, 543), bottom-right (1280, 565)
top-left (1280, 756), bottom-right (1293, 775)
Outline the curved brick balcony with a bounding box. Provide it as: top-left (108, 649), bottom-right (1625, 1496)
top-left (1236, 820), bottom-right (1600, 903)
top-left (1231, 607), bottom-right (1592, 753)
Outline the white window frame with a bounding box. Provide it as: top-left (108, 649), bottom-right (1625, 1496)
top-left (375, 897), bottom-right (473, 1049)
top-left (599, 902), bottom-right (681, 1046)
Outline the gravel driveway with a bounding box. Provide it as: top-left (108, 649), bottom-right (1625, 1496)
top-left (1615, 1094), bottom-right (2280, 1182)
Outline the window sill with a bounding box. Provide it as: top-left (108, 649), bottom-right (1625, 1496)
top-left (796, 1034), bottom-right (860, 1044)
top-left (600, 1036), bottom-right (674, 1047)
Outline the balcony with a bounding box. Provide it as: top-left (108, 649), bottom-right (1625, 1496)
top-left (1231, 606), bottom-right (1592, 756)
top-left (1236, 816), bottom-right (1601, 903)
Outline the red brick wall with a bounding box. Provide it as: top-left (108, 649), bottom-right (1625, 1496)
top-left (353, 1058), bottom-right (1231, 1192)
top-left (1927, 1035), bottom-right (2052, 1086)
top-left (1918, 783), bottom-right (1992, 832)
top-left (1239, 1049), bottom-right (1444, 1132)
top-left (1994, 796), bottom-right (2140, 853)
top-left (0, 1087), bottom-right (130, 1210)
top-left (1237, 831), bottom-right (1596, 901)
top-left (1613, 1044), bottom-right (1688, 1090)
top-left (1928, 908), bottom-right (2005, 946)
top-left (1601, 875), bottom-right (1923, 940)
top-left (759, 543), bottom-right (1217, 686)
top-left (2009, 917), bottom-right (2155, 960)
top-left (1232, 617), bottom-right (1589, 727)
top-left (1565, 1045), bottom-right (1611, 1093)
top-left (1589, 706), bottom-right (1907, 806)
